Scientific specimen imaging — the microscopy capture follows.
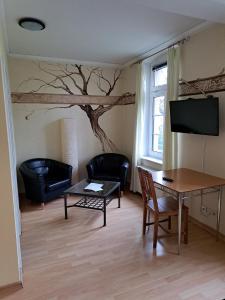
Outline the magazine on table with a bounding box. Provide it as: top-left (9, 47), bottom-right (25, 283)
top-left (84, 183), bottom-right (103, 192)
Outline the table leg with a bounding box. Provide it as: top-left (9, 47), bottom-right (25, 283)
top-left (64, 194), bottom-right (68, 220)
top-left (147, 208), bottom-right (151, 232)
top-left (118, 186), bottom-right (121, 208)
top-left (216, 186), bottom-right (222, 240)
top-left (103, 198), bottom-right (106, 226)
top-left (178, 193), bottom-right (183, 255)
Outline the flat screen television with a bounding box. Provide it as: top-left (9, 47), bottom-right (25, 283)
top-left (169, 97), bottom-right (219, 136)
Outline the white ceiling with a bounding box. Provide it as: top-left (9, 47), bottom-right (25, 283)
top-left (3, 0), bottom-right (225, 65)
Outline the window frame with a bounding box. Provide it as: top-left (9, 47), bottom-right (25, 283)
top-left (146, 62), bottom-right (167, 161)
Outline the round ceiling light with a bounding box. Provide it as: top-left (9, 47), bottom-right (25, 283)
top-left (18, 18), bottom-right (46, 31)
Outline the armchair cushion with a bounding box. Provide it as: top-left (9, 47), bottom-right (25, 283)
top-left (46, 178), bottom-right (71, 192)
top-left (93, 174), bottom-right (121, 182)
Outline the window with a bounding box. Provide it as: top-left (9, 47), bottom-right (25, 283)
top-left (152, 95), bottom-right (165, 153)
top-left (147, 62), bottom-right (167, 161)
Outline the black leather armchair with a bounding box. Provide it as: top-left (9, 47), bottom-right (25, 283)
top-left (86, 153), bottom-right (129, 191)
top-left (20, 158), bottom-right (72, 204)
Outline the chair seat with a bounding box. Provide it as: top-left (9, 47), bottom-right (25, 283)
top-left (92, 174), bottom-right (121, 182)
top-left (46, 178), bottom-right (70, 192)
top-left (148, 196), bottom-right (187, 216)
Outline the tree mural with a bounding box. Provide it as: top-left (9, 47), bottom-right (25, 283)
top-left (17, 63), bottom-right (135, 152)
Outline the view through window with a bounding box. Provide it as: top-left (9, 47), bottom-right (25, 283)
top-left (150, 63), bottom-right (167, 159)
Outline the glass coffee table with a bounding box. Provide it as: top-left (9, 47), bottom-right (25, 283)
top-left (63, 179), bottom-right (121, 226)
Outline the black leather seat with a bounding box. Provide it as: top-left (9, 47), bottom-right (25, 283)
top-left (86, 153), bottom-right (129, 191)
top-left (20, 158), bottom-right (72, 204)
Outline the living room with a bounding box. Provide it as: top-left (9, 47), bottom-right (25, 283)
top-left (1, 0), bottom-right (225, 299)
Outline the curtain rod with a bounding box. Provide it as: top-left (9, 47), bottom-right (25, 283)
top-left (131, 36), bottom-right (190, 66)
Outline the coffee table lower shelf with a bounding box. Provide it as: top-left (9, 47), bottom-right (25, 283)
top-left (64, 180), bottom-right (121, 226)
top-left (64, 194), bottom-right (120, 226)
top-left (67, 196), bottom-right (114, 210)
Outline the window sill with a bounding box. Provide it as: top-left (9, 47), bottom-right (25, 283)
top-left (142, 156), bottom-right (162, 164)
top-left (141, 156), bottom-right (162, 171)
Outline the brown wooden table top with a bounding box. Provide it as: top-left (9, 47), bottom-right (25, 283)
top-left (152, 168), bottom-right (225, 193)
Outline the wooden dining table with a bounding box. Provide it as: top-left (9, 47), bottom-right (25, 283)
top-left (151, 168), bottom-right (225, 254)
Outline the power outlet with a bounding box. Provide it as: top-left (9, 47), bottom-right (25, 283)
top-left (201, 206), bottom-right (208, 216)
top-left (201, 206), bottom-right (208, 217)
top-left (200, 205), bottom-right (216, 217)
top-left (208, 208), bottom-right (217, 216)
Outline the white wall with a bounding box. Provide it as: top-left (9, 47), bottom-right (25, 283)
top-left (9, 58), bottom-right (133, 190)
top-left (0, 2), bottom-right (22, 287)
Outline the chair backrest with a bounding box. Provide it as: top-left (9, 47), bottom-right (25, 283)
top-left (20, 158), bottom-right (56, 177)
top-left (138, 167), bottom-right (159, 213)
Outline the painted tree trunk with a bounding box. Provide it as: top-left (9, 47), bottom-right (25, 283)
top-left (87, 113), bottom-right (117, 152)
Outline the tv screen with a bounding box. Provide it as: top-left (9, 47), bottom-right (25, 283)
top-left (170, 97), bottom-right (219, 136)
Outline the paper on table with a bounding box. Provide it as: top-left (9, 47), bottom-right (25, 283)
top-left (84, 183), bottom-right (104, 192)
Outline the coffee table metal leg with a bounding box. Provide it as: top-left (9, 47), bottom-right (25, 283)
top-left (64, 194), bottom-right (68, 219)
top-left (118, 186), bottom-right (121, 208)
top-left (103, 198), bottom-right (106, 226)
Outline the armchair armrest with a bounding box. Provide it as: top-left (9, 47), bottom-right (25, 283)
top-left (120, 161), bottom-right (129, 189)
top-left (86, 161), bottom-right (95, 178)
top-left (19, 166), bottom-right (46, 202)
top-left (120, 161), bottom-right (129, 177)
top-left (121, 161), bottom-right (129, 169)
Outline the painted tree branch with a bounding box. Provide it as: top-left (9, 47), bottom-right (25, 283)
top-left (95, 69), bottom-right (122, 96)
top-left (17, 62), bottom-right (131, 152)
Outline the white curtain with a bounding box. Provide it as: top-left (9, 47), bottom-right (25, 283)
top-left (163, 46), bottom-right (180, 170)
top-left (130, 63), bottom-right (146, 192)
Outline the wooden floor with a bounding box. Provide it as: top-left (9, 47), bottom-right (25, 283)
top-left (2, 192), bottom-right (225, 300)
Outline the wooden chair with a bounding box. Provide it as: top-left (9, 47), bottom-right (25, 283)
top-left (138, 167), bottom-right (189, 248)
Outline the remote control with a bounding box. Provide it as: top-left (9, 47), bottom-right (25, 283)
top-left (162, 177), bottom-right (174, 182)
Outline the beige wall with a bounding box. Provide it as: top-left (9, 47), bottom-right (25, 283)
top-left (9, 58), bottom-right (133, 189)
top-left (120, 24), bottom-right (225, 235)
top-left (119, 65), bottom-right (136, 162)
top-left (179, 24), bottom-right (225, 234)
top-left (0, 4), bottom-right (21, 287)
